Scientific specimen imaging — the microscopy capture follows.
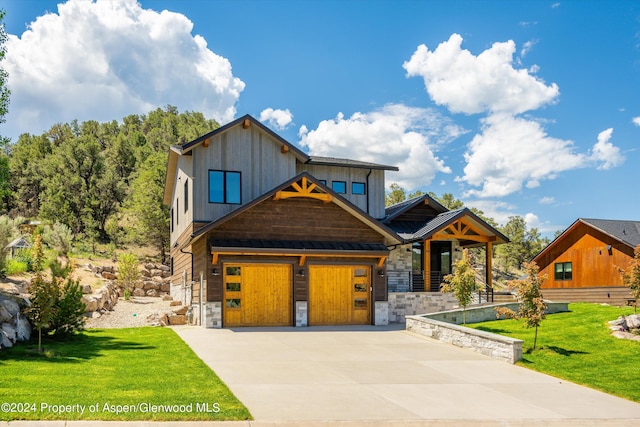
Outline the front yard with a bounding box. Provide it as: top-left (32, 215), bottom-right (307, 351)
top-left (468, 303), bottom-right (640, 402)
top-left (0, 327), bottom-right (251, 421)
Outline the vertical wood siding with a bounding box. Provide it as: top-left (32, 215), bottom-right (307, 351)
top-left (296, 164), bottom-right (386, 218)
top-left (537, 222), bottom-right (634, 289)
top-left (191, 126), bottom-right (297, 223)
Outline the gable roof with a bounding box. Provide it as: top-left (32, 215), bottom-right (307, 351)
top-left (183, 171), bottom-right (403, 250)
top-left (163, 114), bottom-right (399, 205)
top-left (397, 207), bottom-right (509, 244)
top-left (533, 218), bottom-right (640, 264)
top-left (383, 193), bottom-right (448, 222)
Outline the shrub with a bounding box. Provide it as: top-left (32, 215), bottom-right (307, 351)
top-left (48, 278), bottom-right (85, 337)
top-left (117, 253), bottom-right (140, 299)
top-left (4, 258), bottom-right (28, 275)
top-left (41, 222), bottom-right (73, 257)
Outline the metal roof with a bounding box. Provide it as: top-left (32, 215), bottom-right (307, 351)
top-left (210, 239), bottom-right (388, 253)
top-left (307, 156), bottom-right (399, 171)
top-left (578, 218), bottom-right (640, 248)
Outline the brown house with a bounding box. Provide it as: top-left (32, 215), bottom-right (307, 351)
top-left (532, 218), bottom-right (639, 305)
top-left (163, 114), bottom-right (509, 328)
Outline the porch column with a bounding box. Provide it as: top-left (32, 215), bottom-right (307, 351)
top-left (485, 241), bottom-right (493, 290)
top-left (423, 240), bottom-right (430, 291)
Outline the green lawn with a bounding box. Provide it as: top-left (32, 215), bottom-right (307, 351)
top-left (0, 327), bottom-right (251, 421)
top-left (468, 303), bottom-right (640, 402)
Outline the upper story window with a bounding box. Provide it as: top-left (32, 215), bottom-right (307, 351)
top-left (209, 170), bottom-right (241, 204)
top-left (332, 181), bottom-right (346, 194)
top-left (319, 180), bottom-right (327, 186)
top-left (171, 208), bottom-right (174, 232)
top-left (352, 182), bottom-right (366, 195)
top-left (184, 180), bottom-right (189, 213)
top-left (554, 262), bottom-right (572, 281)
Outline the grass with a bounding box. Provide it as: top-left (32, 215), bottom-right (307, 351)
top-left (468, 303), bottom-right (640, 402)
top-left (0, 327), bottom-right (251, 421)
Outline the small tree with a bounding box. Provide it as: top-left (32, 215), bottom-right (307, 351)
top-left (441, 249), bottom-right (481, 324)
top-left (26, 235), bottom-right (57, 352)
top-left (496, 261), bottom-right (548, 349)
top-left (49, 277), bottom-right (85, 337)
top-left (617, 244), bottom-right (640, 314)
top-left (117, 253), bottom-right (140, 299)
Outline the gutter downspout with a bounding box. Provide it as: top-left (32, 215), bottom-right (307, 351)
top-left (180, 246), bottom-right (194, 310)
top-left (366, 169), bottom-right (372, 215)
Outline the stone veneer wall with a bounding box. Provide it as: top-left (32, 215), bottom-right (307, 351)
top-left (405, 302), bottom-right (570, 364)
top-left (202, 302), bottom-right (222, 328)
top-left (387, 244), bottom-right (412, 292)
top-left (388, 292), bottom-right (459, 323)
top-left (296, 301), bottom-right (308, 327)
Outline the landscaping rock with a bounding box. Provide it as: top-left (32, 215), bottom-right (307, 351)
top-left (82, 296), bottom-right (99, 313)
top-left (0, 330), bottom-right (12, 349)
top-left (140, 268), bottom-right (151, 277)
top-left (160, 283), bottom-right (170, 292)
top-left (0, 283), bottom-right (21, 295)
top-left (133, 289), bottom-right (146, 297)
top-left (0, 299), bottom-right (20, 318)
top-left (150, 269), bottom-right (163, 278)
top-left (168, 314), bottom-right (187, 325)
top-left (169, 300), bottom-right (182, 307)
top-left (143, 281), bottom-right (158, 290)
top-left (157, 264), bottom-right (170, 272)
top-left (144, 263), bottom-right (155, 271)
top-left (162, 295), bottom-right (173, 301)
top-left (2, 322), bottom-right (17, 342)
top-left (16, 315), bottom-right (31, 341)
top-left (146, 289), bottom-right (158, 297)
top-left (81, 284), bottom-right (93, 294)
top-left (0, 305), bottom-right (12, 323)
top-left (626, 314), bottom-right (640, 329)
top-left (172, 306), bottom-right (188, 315)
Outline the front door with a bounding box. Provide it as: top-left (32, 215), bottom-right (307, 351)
top-left (429, 242), bottom-right (452, 291)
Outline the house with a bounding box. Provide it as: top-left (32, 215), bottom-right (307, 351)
top-left (532, 218), bottom-right (639, 305)
top-left (382, 195), bottom-right (509, 294)
top-left (163, 114), bottom-right (508, 328)
top-left (4, 237), bottom-right (31, 258)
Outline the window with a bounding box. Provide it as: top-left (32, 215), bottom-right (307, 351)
top-left (352, 182), bottom-right (366, 195)
top-left (554, 262), bottom-right (572, 280)
top-left (319, 180), bottom-right (327, 185)
top-left (332, 181), bottom-right (346, 194)
top-left (209, 170), bottom-right (241, 204)
top-left (171, 209), bottom-right (174, 232)
top-left (184, 180), bottom-right (189, 213)
top-left (176, 198), bottom-right (179, 225)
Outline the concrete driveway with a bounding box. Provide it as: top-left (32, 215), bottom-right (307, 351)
top-left (173, 324), bottom-right (640, 425)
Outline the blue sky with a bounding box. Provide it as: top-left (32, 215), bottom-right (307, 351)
top-left (3, 0), bottom-right (640, 237)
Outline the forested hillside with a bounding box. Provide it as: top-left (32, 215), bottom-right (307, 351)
top-left (0, 106), bottom-right (219, 259)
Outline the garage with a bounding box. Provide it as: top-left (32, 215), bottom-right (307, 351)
top-left (223, 263), bottom-right (292, 327)
top-left (308, 265), bottom-right (371, 325)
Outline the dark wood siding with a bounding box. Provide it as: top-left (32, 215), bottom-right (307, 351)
top-left (537, 222), bottom-right (634, 289)
top-left (207, 197), bottom-right (385, 243)
top-left (393, 202), bottom-right (442, 223)
top-left (170, 223), bottom-right (194, 285)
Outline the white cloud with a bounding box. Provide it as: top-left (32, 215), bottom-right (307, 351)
top-left (4, 0), bottom-right (245, 140)
top-left (590, 128), bottom-right (624, 170)
top-left (259, 108), bottom-right (293, 130)
top-left (632, 117), bottom-right (640, 126)
top-left (459, 114), bottom-right (587, 198)
top-left (520, 39), bottom-right (538, 57)
top-left (298, 104), bottom-right (466, 189)
top-left (403, 33), bottom-right (559, 115)
top-left (539, 196), bottom-right (555, 205)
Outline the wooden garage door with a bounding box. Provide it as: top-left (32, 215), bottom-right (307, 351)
top-left (223, 264), bottom-right (292, 327)
top-left (308, 265), bottom-right (371, 325)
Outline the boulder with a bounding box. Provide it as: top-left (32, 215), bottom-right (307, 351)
top-left (81, 284), bottom-right (93, 294)
top-left (160, 283), bottom-right (170, 292)
top-left (162, 295), bottom-right (173, 301)
top-left (101, 271), bottom-right (117, 280)
top-left (16, 315), bottom-right (31, 341)
top-left (151, 276), bottom-right (164, 283)
top-left (2, 322), bottom-right (17, 343)
top-left (168, 314), bottom-right (187, 325)
top-left (91, 311), bottom-right (101, 319)
top-left (144, 263), bottom-right (155, 271)
top-left (0, 330), bottom-right (12, 349)
top-left (172, 306), bottom-right (188, 315)
top-left (161, 270), bottom-right (171, 278)
top-left (169, 300), bottom-right (182, 307)
top-left (157, 264), bottom-right (170, 272)
top-left (0, 299), bottom-right (20, 318)
top-left (0, 305), bottom-right (12, 323)
top-left (150, 269), bottom-right (163, 277)
top-left (143, 281), bottom-right (159, 290)
top-left (0, 283), bottom-right (21, 295)
top-left (140, 268), bottom-right (151, 277)
top-left (146, 289), bottom-right (158, 297)
top-left (133, 288), bottom-right (146, 297)
top-left (82, 296), bottom-right (99, 313)
top-left (626, 314), bottom-right (640, 329)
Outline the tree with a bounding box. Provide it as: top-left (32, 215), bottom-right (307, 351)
top-left (117, 253), bottom-right (140, 299)
top-left (617, 244), bottom-right (640, 314)
top-left (441, 250), bottom-right (481, 324)
top-left (25, 235), bottom-right (57, 352)
top-left (0, 10), bottom-right (11, 147)
top-left (430, 192), bottom-right (464, 210)
top-left (496, 261), bottom-right (547, 349)
top-left (125, 152), bottom-right (170, 259)
top-left (385, 183), bottom-right (407, 206)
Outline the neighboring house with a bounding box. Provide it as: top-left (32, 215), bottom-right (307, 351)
top-left (163, 114), bottom-right (508, 328)
top-left (5, 237), bottom-right (31, 258)
top-left (382, 195), bottom-right (508, 293)
top-left (532, 218), bottom-right (639, 305)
